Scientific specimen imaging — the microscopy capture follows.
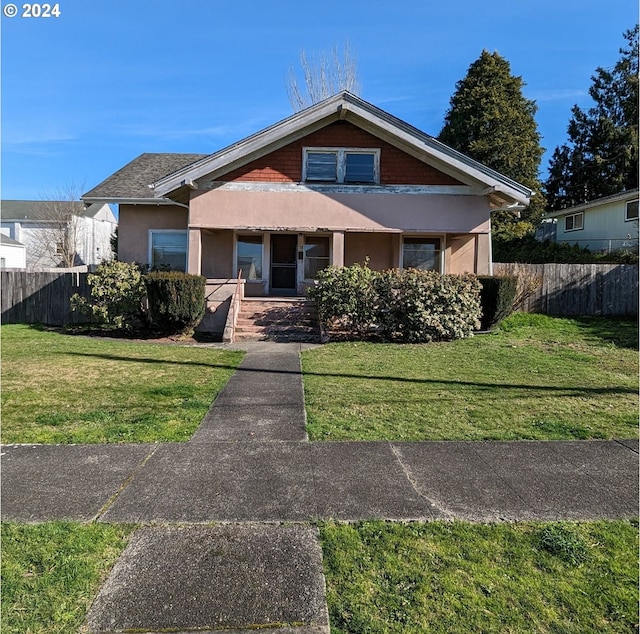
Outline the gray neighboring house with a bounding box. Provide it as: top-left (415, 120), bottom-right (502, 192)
top-left (542, 189), bottom-right (639, 254)
top-left (0, 200), bottom-right (117, 268)
top-left (0, 234), bottom-right (27, 268)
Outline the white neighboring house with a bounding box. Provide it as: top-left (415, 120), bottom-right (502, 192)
top-left (0, 234), bottom-right (27, 269)
top-left (544, 189), bottom-right (639, 254)
top-left (0, 200), bottom-right (117, 268)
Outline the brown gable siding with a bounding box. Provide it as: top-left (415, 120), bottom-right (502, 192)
top-left (218, 121), bottom-right (462, 186)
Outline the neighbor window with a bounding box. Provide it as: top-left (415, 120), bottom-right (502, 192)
top-left (402, 237), bottom-right (441, 272)
top-left (303, 148), bottom-right (379, 184)
top-left (625, 200), bottom-right (639, 221)
top-left (304, 235), bottom-right (330, 279)
top-left (564, 212), bottom-right (583, 232)
top-left (236, 235), bottom-right (263, 280)
top-left (150, 230), bottom-right (187, 271)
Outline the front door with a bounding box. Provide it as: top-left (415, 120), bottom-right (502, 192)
top-left (270, 234), bottom-right (298, 294)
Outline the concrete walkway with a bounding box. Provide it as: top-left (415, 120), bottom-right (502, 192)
top-left (2, 343), bottom-right (638, 634)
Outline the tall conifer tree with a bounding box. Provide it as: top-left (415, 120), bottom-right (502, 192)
top-left (545, 26), bottom-right (639, 210)
top-left (439, 51), bottom-right (545, 238)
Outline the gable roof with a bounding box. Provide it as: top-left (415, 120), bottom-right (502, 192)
top-left (1, 234), bottom-right (24, 247)
top-left (1, 200), bottom-right (114, 222)
top-left (545, 189), bottom-right (640, 219)
top-left (152, 92), bottom-right (533, 209)
top-left (83, 153), bottom-right (207, 203)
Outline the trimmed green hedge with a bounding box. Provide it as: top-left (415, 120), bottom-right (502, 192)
top-left (477, 276), bottom-right (518, 331)
top-left (144, 271), bottom-right (206, 334)
top-left (307, 263), bottom-right (482, 343)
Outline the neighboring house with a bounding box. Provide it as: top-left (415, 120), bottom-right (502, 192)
top-left (0, 200), bottom-right (117, 268)
top-left (543, 189), bottom-right (639, 254)
top-left (0, 234), bottom-right (27, 269)
top-left (83, 92), bottom-right (532, 296)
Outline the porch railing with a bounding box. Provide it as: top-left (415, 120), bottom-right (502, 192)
top-left (222, 269), bottom-right (244, 343)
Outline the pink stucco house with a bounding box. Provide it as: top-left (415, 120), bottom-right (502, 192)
top-left (84, 92), bottom-right (532, 336)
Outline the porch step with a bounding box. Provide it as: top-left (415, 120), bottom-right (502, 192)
top-left (235, 299), bottom-right (320, 343)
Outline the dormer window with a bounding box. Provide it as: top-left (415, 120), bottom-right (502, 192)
top-left (303, 148), bottom-right (379, 184)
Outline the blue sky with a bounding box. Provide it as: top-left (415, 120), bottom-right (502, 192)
top-left (1, 0), bottom-right (637, 200)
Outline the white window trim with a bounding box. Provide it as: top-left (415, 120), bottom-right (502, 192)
top-left (400, 235), bottom-right (445, 273)
top-left (564, 212), bottom-right (584, 232)
top-left (302, 147), bottom-right (380, 184)
top-left (148, 229), bottom-right (188, 270)
top-left (624, 199), bottom-right (639, 222)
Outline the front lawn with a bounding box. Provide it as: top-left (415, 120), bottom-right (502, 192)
top-left (1, 325), bottom-right (244, 444)
top-left (302, 314), bottom-right (638, 441)
top-left (320, 519), bottom-right (638, 633)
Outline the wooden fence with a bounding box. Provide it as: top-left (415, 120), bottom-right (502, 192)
top-left (1, 271), bottom-right (91, 326)
top-left (494, 263), bottom-right (638, 317)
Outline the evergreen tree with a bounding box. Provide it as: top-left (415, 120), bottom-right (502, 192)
top-left (546, 26), bottom-right (639, 210)
top-left (439, 50), bottom-right (545, 238)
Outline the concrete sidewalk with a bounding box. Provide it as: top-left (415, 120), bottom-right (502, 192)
top-left (2, 343), bottom-right (638, 633)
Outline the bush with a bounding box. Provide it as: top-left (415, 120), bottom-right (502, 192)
top-left (307, 263), bottom-right (482, 343)
top-left (477, 276), bottom-right (518, 331)
top-left (71, 261), bottom-right (146, 330)
top-left (376, 269), bottom-right (481, 342)
top-left (306, 261), bottom-right (378, 336)
top-left (144, 271), bottom-right (206, 334)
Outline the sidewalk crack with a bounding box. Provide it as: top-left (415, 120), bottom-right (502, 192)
top-left (92, 443), bottom-right (160, 522)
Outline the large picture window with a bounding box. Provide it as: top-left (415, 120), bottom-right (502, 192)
top-left (304, 148), bottom-right (379, 184)
top-left (402, 237), bottom-right (441, 272)
top-left (236, 235), bottom-right (263, 280)
top-left (150, 230), bottom-right (187, 271)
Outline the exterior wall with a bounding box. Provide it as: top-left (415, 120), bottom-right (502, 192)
top-left (556, 199), bottom-right (639, 252)
top-left (219, 121), bottom-right (462, 186)
top-left (344, 232), bottom-right (397, 270)
top-left (0, 243), bottom-right (27, 268)
top-left (118, 204), bottom-right (188, 264)
top-left (190, 190), bottom-right (490, 234)
top-left (201, 229), bottom-right (234, 278)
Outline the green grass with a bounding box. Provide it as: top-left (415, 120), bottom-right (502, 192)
top-left (1, 325), bottom-right (244, 444)
top-left (320, 519), bottom-right (639, 634)
top-left (1, 522), bottom-right (134, 634)
top-left (302, 314), bottom-right (639, 441)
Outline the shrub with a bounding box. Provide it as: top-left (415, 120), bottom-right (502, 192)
top-left (477, 276), bottom-right (518, 331)
top-left (306, 261), bottom-right (378, 336)
top-left (376, 269), bottom-right (481, 342)
top-left (71, 261), bottom-right (146, 330)
top-left (144, 271), bottom-right (205, 334)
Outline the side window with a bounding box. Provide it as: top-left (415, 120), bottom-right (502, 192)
top-left (150, 230), bottom-right (187, 271)
top-left (625, 200), bottom-right (639, 221)
top-left (402, 237), bottom-right (441, 272)
top-left (236, 235), bottom-right (263, 280)
top-left (564, 213), bottom-right (583, 232)
top-left (304, 235), bottom-right (330, 279)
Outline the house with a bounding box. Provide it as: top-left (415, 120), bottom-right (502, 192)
top-left (0, 200), bottom-right (117, 268)
top-left (0, 234), bottom-right (27, 269)
top-left (84, 93), bottom-right (532, 293)
top-left (543, 189), bottom-right (639, 254)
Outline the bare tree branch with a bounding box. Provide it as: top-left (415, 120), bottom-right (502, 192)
top-left (287, 42), bottom-right (361, 112)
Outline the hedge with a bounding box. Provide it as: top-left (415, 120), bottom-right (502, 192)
top-left (477, 276), bottom-right (518, 331)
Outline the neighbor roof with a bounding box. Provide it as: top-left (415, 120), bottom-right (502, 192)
top-left (2, 200), bottom-right (86, 221)
top-left (83, 153), bottom-right (208, 203)
top-left (152, 92), bottom-right (534, 209)
top-left (544, 188), bottom-right (640, 218)
top-left (1, 234), bottom-right (24, 247)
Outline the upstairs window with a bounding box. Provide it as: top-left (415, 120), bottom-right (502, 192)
top-left (564, 212), bottom-right (583, 232)
top-left (304, 148), bottom-right (379, 184)
top-left (625, 199), bottom-right (639, 221)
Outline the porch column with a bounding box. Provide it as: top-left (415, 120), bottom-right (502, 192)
top-left (187, 228), bottom-right (202, 275)
top-left (332, 231), bottom-right (345, 267)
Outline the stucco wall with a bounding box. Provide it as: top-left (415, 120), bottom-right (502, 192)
top-left (201, 229), bottom-right (234, 278)
top-left (345, 232), bottom-right (397, 270)
top-left (118, 204), bottom-right (188, 264)
top-left (190, 189), bottom-right (490, 234)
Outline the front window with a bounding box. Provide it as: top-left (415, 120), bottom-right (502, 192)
top-left (304, 235), bottom-right (330, 279)
top-left (236, 235), bottom-right (263, 280)
top-left (304, 148), bottom-right (379, 184)
top-left (150, 230), bottom-right (187, 271)
top-left (402, 237), bottom-right (441, 272)
top-left (564, 212), bottom-right (583, 232)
